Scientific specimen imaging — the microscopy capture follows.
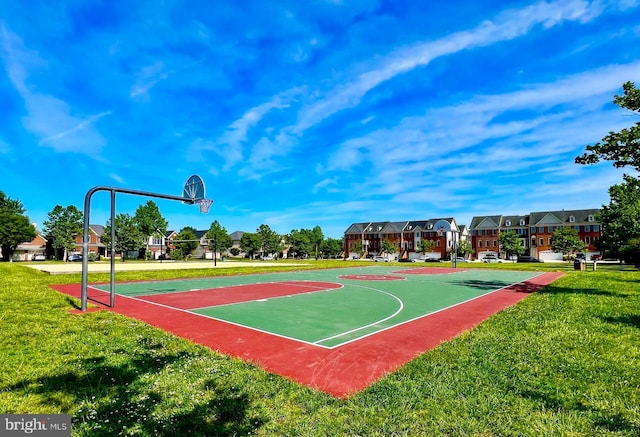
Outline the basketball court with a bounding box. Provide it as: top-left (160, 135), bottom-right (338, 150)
top-left (54, 266), bottom-right (562, 397)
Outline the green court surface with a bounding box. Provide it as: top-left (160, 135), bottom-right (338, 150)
top-left (92, 266), bottom-right (542, 348)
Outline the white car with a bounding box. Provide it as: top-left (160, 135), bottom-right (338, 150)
top-left (482, 255), bottom-right (502, 263)
top-left (373, 256), bottom-right (388, 262)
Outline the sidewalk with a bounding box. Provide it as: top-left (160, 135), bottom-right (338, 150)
top-left (24, 260), bottom-right (302, 274)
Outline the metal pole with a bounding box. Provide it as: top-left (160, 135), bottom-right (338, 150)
top-left (80, 185), bottom-right (195, 311)
top-left (110, 190), bottom-right (116, 307)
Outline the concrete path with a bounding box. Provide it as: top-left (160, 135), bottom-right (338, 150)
top-left (24, 260), bottom-right (306, 274)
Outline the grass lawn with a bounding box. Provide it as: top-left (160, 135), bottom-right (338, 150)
top-left (1, 261), bottom-right (639, 436)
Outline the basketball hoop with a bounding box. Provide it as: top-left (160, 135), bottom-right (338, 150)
top-left (198, 198), bottom-right (213, 214)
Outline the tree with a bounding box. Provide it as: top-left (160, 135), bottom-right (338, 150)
top-left (240, 232), bottom-right (262, 259)
top-left (550, 227), bottom-right (587, 257)
top-left (287, 229), bottom-right (312, 259)
top-left (256, 224), bottom-right (281, 257)
top-left (134, 201), bottom-right (168, 260)
top-left (575, 81), bottom-right (640, 170)
top-left (499, 230), bottom-right (526, 259)
top-left (42, 205), bottom-right (83, 261)
top-left (416, 239), bottom-right (435, 254)
top-left (456, 239), bottom-right (473, 258)
top-left (575, 82), bottom-right (640, 263)
top-left (598, 175), bottom-right (640, 261)
top-left (173, 227), bottom-right (198, 260)
top-left (320, 237), bottom-right (343, 257)
top-left (309, 226), bottom-right (324, 259)
top-left (205, 220), bottom-right (233, 258)
top-left (102, 214), bottom-right (145, 261)
top-left (380, 239), bottom-right (396, 257)
top-left (0, 191), bottom-right (36, 262)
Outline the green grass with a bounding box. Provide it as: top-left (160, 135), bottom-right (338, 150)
top-left (1, 261), bottom-right (639, 436)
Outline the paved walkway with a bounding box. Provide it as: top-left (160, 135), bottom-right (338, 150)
top-left (24, 260), bottom-right (305, 274)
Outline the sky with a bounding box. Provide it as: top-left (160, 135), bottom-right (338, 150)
top-left (1, 0), bottom-right (639, 239)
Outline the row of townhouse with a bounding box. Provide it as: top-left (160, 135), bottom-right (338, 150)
top-left (344, 208), bottom-right (601, 261)
top-left (344, 218), bottom-right (467, 261)
top-left (470, 208), bottom-right (601, 261)
top-left (69, 227), bottom-right (247, 260)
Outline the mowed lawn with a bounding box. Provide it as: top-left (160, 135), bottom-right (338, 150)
top-left (1, 261), bottom-right (639, 436)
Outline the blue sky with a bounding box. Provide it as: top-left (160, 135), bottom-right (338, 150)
top-left (1, 0), bottom-right (639, 239)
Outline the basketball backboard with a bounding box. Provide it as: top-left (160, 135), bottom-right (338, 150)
top-left (182, 174), bottom-right (206, 204)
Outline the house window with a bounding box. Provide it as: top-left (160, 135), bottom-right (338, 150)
top-left (548, 226), bottom-right (553, 233)
top-left (486, 240), bottom-right (490, 247)
top-left (505, 220), bottom-right (511, 226)
top-left (594, 225), bottom-right (599, 232)
top-left (539, 227), bottom-right (544, 233)
top-left (479, 230), bottom-right (483, 236)
top-left (569, 215), bottom-right (575, 223)
top-left (585, 236), bottom-right (591, 244)
top-left (585, 225), bottom-right (590, 232)
top-left (539, 238), bottom-right (544, 246)
top-left (520, 219), bottom-right (525, 226)
top-left (575, 226), bottom-right (580, 232)
top-left (588, 215), bottom-right (594, 222)
top-left (548, 238), bottom-right (552, 246)
top-left (152, 238), bottom-right (162, 245)
top-left (531, 228), bottom-right (536, 234)
top-left (493, 240), bottom-right (497, 247)
top-left (437, 240), bottom-right (441, 247)
top-left (478, 240), bottom-right (483, 247)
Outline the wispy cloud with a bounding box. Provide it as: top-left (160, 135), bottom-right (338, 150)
top-left (0, 24), bottom-right (111, 155)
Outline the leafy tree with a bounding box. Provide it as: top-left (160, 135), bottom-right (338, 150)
top-left (598, 175), bottom-right (640, 261)
top-left (134, 201), bottom-right (168, 259)
top-left (456, 239), bottom-right (473, 258)
top-left (287, 229), bottom-right (312, 258)
top-left (0, 192), bottom-right (36, 262)
top-left (349, 239), bottom-right (363, 258)
top-left (240, 232), bottom-right (262, 259)
top-left (102, 214), bottom-right (145, 262)
top-left (43, 205), bottom-right (83, 261)
top-left (416, 239), bottom-right (435, 254)
top-left (575, 82), bottom-right (640, 263)
top-left (380, 239), bottom-right (396, 256)
top-left (206, 220), bottom-right (233, 258)
top-left (499, 230), bottom-right (526, 258)
top-left (256, 224), bottom-right (281, 256)
top-left (320, 237), bottom-right (343, 257)
top-left (309, 226), bottom-right (324, 259)
top-left (173, 227), bottom-right (199, 259)
top-left (550, 227), bottom-right (586, 256)
top-left (575, 81), bottom-right (640, 170)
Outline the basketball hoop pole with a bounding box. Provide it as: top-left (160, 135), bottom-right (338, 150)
top-left (81, 186), bottom-right (197, 311)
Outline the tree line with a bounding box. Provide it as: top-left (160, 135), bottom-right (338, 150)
top-left (0, 195), bottom-right (345, 261)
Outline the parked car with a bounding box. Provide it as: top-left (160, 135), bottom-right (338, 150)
top-left (453, 257), bottom-right (467, 263)
top-left (516, 256), bottom-right (542, 263)
top-left (591, 254), bottom-right (602, 261)
top-left (398, 258), bottom-right (416, 263)
top-left (424, 257), bottom-right (441, 262)
top-left (67, 254), bottom-right (83, 262)
top-left (32, 254), bottom-right (46, 261)
top-left (482, 255), bottom-right (502, 263)
top-left (374, 256), bottom-right (388, 262)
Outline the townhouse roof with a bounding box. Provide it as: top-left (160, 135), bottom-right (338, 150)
top-left (529, 209), bottom-right (599, 226)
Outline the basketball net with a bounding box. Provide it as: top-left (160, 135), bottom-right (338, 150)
top-left (198, 198), bottom-right (213, 214)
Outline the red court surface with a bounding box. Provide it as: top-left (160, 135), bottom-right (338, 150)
top-left (54, 270), bottom-right (563, 398)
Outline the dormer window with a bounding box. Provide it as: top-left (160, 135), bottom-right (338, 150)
top-left (519, 219), bottom-right (525, 226)
top-left (569, 215), bottom-right (575, 223)
top-left (505, 220), bottom-right (511, 227)
top-left (588, 215), bottom-right (594, 222)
